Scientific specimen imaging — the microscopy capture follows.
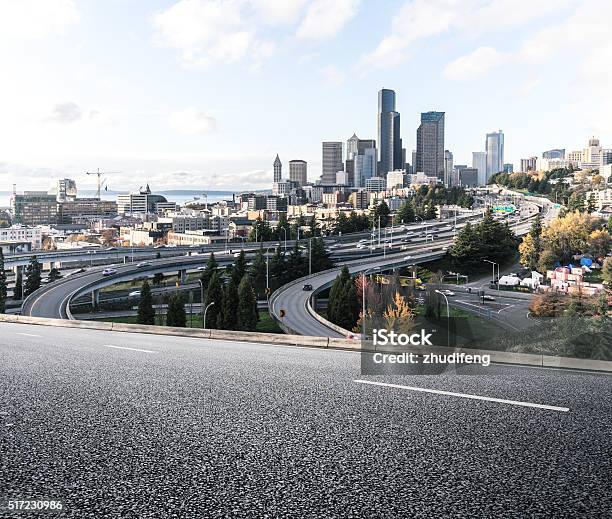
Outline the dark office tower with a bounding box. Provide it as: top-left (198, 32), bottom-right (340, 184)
top-left (289, 160), bottom-right (308, 186)
top-left (321, 141), bottom-right (343, 184)
top-left (377, 88), bottom-right (402, 177)
top-left (273, 154), bottom-right (282, 183)
top-left (416, 111), bottom-right (445, 181)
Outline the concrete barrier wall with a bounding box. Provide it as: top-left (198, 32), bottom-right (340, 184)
top-left (2, 314), bottom-right (611, 373)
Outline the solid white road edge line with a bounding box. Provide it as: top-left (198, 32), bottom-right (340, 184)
top-left (16, 332), bottom-right (42, 338)
top-left (101, 344), bottom-right (157, 353)
top-left (354, 379), bottom-right (570, 412)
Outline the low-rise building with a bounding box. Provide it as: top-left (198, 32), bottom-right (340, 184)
top-left (0, 225), bottom-right (42, 250)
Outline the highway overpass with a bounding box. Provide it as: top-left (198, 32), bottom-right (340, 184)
top-left (270, 198), bottom-right (554, 337)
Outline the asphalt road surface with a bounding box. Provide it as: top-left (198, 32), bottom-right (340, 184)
top-left (1, 322), bottom-right (611, 518)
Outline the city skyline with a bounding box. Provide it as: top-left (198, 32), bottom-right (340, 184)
top-left (0, 0), bottom-right (611, 192)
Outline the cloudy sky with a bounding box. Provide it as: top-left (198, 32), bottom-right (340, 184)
top-left (0, 0), bottom-right (610, 192)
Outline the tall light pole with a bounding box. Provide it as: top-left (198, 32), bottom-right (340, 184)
top-left (281, 227), bottom-right (288, 252)
top-left (308, 238), bottom-right (312, 275)
top-left (361, 267), bottom-right (380, 338)
top-left (435, 289), bottom-right (450, 348)
top-left (203, 301), bottom-right (215, 330)
top-left (198, 279), bottom-right (205, 327)
top-left (483, 259), bottom-right (500, 292)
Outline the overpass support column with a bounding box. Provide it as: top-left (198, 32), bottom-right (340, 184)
top-left (179, 269), bottom-right (187, 284)
top-left (91, 289), bottom-right (100, 309)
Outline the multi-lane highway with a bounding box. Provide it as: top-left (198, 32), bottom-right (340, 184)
top-left (271, 198), bottom-right (553, 337)
top-left (21, 214), bottom-right (478, 321)
top-left (1, 321), bottom-right (610, 517)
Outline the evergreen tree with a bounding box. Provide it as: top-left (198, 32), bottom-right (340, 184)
top-left (269, 245), bottom-right (287, 290)
top-left (24, 256), bottom-right (42, 297)
top-left (397, 201), bottom-right (415, 224)
top-left (249, 248), bottom-right (267, 298)
top-left (200, 252), bottom-right (218, 292)
top-left (48, 267), bottom-right (62, 283)
top-left (328, 266), bottom-right (351, 325)
top-left (310, 237), bottom-right (334, 273)
top-left (370, 200), bottom-right (391, 227)
top-left (237, 275), bottom-right (258, 331)
top-left (204, 271), bottom-right (223, 329)
top-left (231, 249), bottom-right (248, 286)
top-left (287, 241), bottom-right (307, 280)
top-left (221, 278), bottom-right (239, 330)
top-left (14, 269), bottom-right (22, 300)
top-left (424, 204), bottom-right (437, 220)
top-left (137, 280), bottom-right (155, 325)
top-left (335, 212), bottom-right (350, 234)
top-left (166, 293), bottom-right (186, 327)
top-left (0, 249), bottom-right (7, 314)
top-left (338, 281), bottom-right (361, 331)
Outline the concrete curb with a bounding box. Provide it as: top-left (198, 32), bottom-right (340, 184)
top-left (1, 314), bottom-right (611, 373)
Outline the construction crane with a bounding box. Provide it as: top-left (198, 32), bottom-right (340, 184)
top-left (85, 169), bottom-right (120, 199)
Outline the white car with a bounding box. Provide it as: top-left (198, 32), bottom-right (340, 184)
top-left (102, 268), bottom-right (117, 276)
top-left (128, 290), bottom-right (141, 298)
top-left (442, 290), bottom-right (455, 296)
top-left (356, 244), bottom-right (366, 249)
top-left (404, 255), bottom-right (413, 260)
top-left (136, 262), bottom-right (151, 268)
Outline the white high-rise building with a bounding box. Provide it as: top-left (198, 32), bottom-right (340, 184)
top-left (387, 170), bottom-right (405, 189)
top-left (485, 130), bottom-right (504, 181)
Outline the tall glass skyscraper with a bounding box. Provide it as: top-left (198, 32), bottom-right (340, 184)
top-left (416, 111), bottom-right (445, 181)
top-left (486, 130), bottom-right (504, 180)
top-left (377, 88), bottom-right (402, 177)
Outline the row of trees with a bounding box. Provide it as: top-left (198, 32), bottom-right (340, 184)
top-left (247, 186), bottom-right (475, 241)
top-left (519, 212), bottom-right (612, 271)
top-left (326, 268), bottom-right (419, 335)
top-left (137, 242), bottom-right (333, 331)
top-left (448, 210), bottom-right (520, 272)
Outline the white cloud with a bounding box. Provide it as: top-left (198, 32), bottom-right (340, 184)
top-left (0, 0), bottom-right (79, 43)
top-left (169, 108), bottom-right (218, 135)
top-left (250, 0), bottom-right (308, 25)
top-left (296, 0), bottom-right (360, 41)
top-left (320, 65), bottom-right (345, 86)
top-left (44, 101), bottom-right (82, 123)
top-left (359, 0), bottom-right (572, 69)
top-left (443, 46), bottom-right (505, 81)
top-left (153, 0), bottom-right (263, 67)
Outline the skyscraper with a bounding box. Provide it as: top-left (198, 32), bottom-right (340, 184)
top-left (444, 150), bottom-right (453, 187)
top-left (273, 154), bottom-right (282, 183)
top-left (347, 133), bottom-right (360, 160)
top-left (472, 151), bottom-right (487, 186)
top-left (486, 131), bottom-right (504, 180)
top-left (321, 142), bottom-right (343, 184)
top-left (377, 88), bottom-right (402, 177)
top-left (354, 148), bottom-right (377, 188)
top-left (289, 160), bottom-right (307, 186)
top-left (416, 111), bottom-right (445, 181)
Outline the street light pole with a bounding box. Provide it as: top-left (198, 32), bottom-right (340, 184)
top-left (361, 267), bottom-right (380, 338)
top-left (198, 279), bottom-right (205, 327)
top-left (435, 289), bottom-right (450, 348)
top-left (203, 301), bottom-right (215, 330)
